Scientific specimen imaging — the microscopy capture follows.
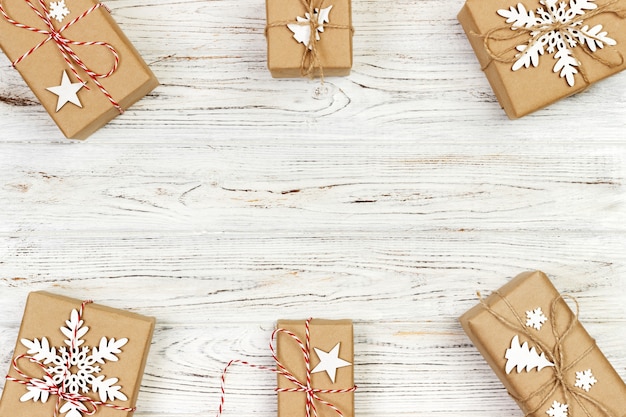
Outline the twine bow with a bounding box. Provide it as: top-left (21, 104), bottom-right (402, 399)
top-left (217, 318), bottom-right (357, 417)
top-left (0, 0), bottom-right (123, 112)
top-left (479, 292), bottom-right (616, 417)
top-left (265, 0), bottom-right (353, 80)
top-left (5, 300), bottom-right (136, 417)
top-left (476, 0), bottom-right (626, 85)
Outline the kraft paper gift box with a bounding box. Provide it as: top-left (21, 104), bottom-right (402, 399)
top-left (459, 271), bottom-right (626, 417)
top-left (265, 0), bottom-right (353, 78)
top-left (277, 319), bottom-right (355, 417)
top-left (0, 291), bottom-right (156, 417)
top-left (0, 0), bottom-right (159, 139)
top-left (457, 0), bottom-right (626, 118)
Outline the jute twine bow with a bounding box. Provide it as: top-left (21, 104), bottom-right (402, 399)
top-left (478, 292), bottom-right (616, 417)
top-left (0, 0), bottom-right (123, 112)
top-left (217, 318), bottom-right (357, 417)
top-left (265, 0), bottom-right (354, 80)
top-left (5, 300), bottom-right (136, 417)
top-left (475, 0), bottom-right (626, 85)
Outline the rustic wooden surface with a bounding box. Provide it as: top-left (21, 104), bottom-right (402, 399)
top-left (0, 0), bottom-right (625, 416)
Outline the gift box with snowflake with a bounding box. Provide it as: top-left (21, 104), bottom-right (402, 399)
top-left (0, 291), bottom-right (156, 417)
top-left (459, 271), bottom-right (626, 417)
top-left (265, 0), bottom-right (353, 78)
top-left (457, 0), bottom-right (626, 118)
top-left (0, 0), bottom-right (158, 139)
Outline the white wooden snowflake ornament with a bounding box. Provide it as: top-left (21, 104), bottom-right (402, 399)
top-left (287, 5), bottom-right (333, 49)
top-left (546, 401), bottom-right (569, 417)
top-left (20, 307), bottom-right (130, 417)
top-left (497, 0), bottom-right (616, 87)
top-left (505, 335), bottom-right (554, 374)
top-left (48, 0), bottom-right (70, 22)
top-left (310, 342), bottom-right (352, 383)
top-left (574, 369), bottom-right (597, 392)
top-left (526, 307), bottom-right (548, 330)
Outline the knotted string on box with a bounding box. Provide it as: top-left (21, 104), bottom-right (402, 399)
top-left (5, 300), bottom-right (136, 417)
top-left (473, 0), bottom-right (626, 86)
top-left (217, 318), bottom-right (357, 417)
top-left (264, 0), bottom-right (354, 81)
top-left (478, 292), bottom-right (615, 417)
top-left (0, 0), bottom-right (123, 113)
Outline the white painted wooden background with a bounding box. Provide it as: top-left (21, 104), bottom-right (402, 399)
top-left (0, 0), bottom-right (625, 416)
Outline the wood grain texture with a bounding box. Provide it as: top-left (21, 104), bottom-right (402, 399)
top-left (0, 0), bottom-right (625, 417)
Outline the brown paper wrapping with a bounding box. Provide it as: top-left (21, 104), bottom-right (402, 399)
top-left (0, 0), bottom-right (158, 139)
top-left (0, 291), bottom-right (156, 417)
top-left (457, 0), bottom-right (626, 118)
top-left (459, 271), bottom-right (626, 417)
top-left (277, 319), bottom-right (354, 417)
top-left (265, 0), bottom-right (352, 78)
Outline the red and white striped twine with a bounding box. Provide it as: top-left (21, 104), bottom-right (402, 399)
top-left (5, 300), bottom-right (136, 417)
top-left (0, 0), bottom-right (123, 113)
top-left (217, 318), bottom-right (357, 417)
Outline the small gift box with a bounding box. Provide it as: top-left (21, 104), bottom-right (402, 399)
top-left (265, 0), bottom-right (353, 78)
top-left (277, 319), bottom-right (355, 417)
top-left (457, 0), bottom-right (626, 118)
top-left (217, 319), bottom-right (356, 417)
top-left (0, 291), bottom-right (156, 417)
top-left (0, 0), bottom-right (159, 139)
top-left (459, 271), bottom-right (626, 417)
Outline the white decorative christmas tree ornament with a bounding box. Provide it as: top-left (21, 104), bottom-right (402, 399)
top-left (505, 335), bottom-right (554, 374)
top-left (526, 307), bottom-right (548, 330)
top-left (20, 307), bottom-right (130, 417)
top-left (310, 342), bottom-right (352, 383)
top-left (546, 401), bottom-right (569, 417)
top-left (497, 0), bottom-right (616, 87)
top-left (48, 0), bottom-right (70, 22)
top-left (574, 369), bottom-right (597, 392)
top-left (287, 5), bottom-right (333, 49)
top-left (46, 70), bottom-right (84, 112)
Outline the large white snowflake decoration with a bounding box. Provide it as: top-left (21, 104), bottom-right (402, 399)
top-left (574, 368), bottom-right (597, 392)
top-left (497, 0), bottom-right (616, 87)
top-left (48, 0), bottom-right (70, 22)
top-left (546, 400), bottom-right (569, 417)
top-left (287, 5), bottom-right (333, 49)
top-left (20, 308), bottom-right (129, 417)
top-left (526, 307), bottom-right (548, 330)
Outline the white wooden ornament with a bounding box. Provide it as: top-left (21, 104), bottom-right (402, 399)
top-left (20, 308), bottom-right (129, 417)
top-left (525, 307), bottom-right (548, 330)
top-left (48, 0), bottom-right (70, 22)
top-left (311, 342), bottom-right (352, 383)
top-left (574, 369), bottom-right (597, 392)
top-left (46, 70), bottom-right (84, 112)
top-left (287, 6), bottom-right (333, 49)
top-left (504, 335), bottom-right (554, 374)
top-left (497, 0), bottom-right (616, 87)
top-left (546, 401), bottom-right (569, 417)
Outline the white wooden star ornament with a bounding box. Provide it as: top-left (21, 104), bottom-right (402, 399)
top-left (311, 342), bottom-right (352, 383)
top-left (46, 70), bottom-right (84, 112)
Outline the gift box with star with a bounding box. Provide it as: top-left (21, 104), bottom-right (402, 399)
top-left (0, 0), bottom-right (158, 139)
top-left (276, 319), bottom-right (354, 417)
top-left (459, 271), bottom-right (626, 417)
top-left (457, 0), bottom-right (626, 118)
top-left (0, 291), bottom-right (156, 417)
top-left (265, 0), bottom-right (353, 78)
